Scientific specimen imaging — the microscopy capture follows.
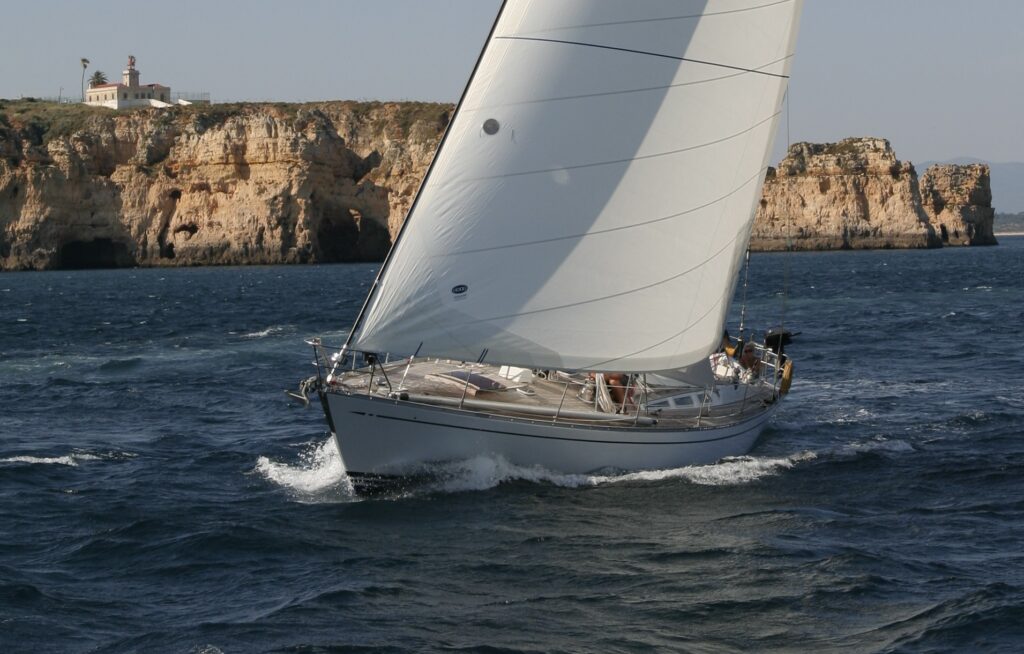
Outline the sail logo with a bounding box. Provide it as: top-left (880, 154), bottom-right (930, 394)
top-left (451, 284), bottom-right (469, 299)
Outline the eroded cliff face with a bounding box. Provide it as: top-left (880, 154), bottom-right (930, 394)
top-left (0, 105), bottom-right (998, 271)
top-left (919, 164), bottom-right (997, 246)
top-left (752, 137), bottom-right (996, 251)
top-left (0, 101), bottom-right (448, 270)
top-left (752, 138), bottom-right (939, 250)
top-left (316, 103), bottom-right (450, 239)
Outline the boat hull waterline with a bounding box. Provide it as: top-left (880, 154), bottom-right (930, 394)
top-left (324, 391), bottom-right (779, 478)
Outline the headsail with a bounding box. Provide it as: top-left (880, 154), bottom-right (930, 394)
top-left (350, 0), bottom-right (803, 372)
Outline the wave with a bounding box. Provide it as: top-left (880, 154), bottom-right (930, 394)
top-left (834, 438), bottom-right (915, 457)
top-left (820, 406), bottom-right (878, 426)
top-left (591, 451), bottom-right (819, 487)
top-left (413, 433), bottom-right (924, 494)
top-left (995, 394), bottom-right (1024, 409)
top-left (254, 437), bottom-right (355, 500)
top-left (45, 377), bottom-right (97, 388)
top-left (252, 439), bottom-right (820, 501)
top-left (0, 453), bottom-right (100, 467)
top-left (867, 583), bottom-right (1024, 651)
top-left (0, 450), bottom-right (134, 467)
top-left (240, 325), bottom-right (288, 339)
top-left (405, 450), bottom-right (821, 495)
top-left (254, 431), bottom-right (920, 500)
top-left (98, 356), bottom-right (143, 372)
top-left (0, 581), bottom-right (49, 603)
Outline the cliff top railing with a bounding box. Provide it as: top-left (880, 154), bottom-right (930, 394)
top-left (172, 91), bottom-right (211, 104)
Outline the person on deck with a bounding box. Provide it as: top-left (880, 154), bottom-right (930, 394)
top-left (719, 329), bottom-right (733, 355)
top-left (738, 342), bottom-right (761, 374)
top-left (604, 373), bottom-right (634, 412)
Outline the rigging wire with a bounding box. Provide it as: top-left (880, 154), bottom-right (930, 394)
top-left (780, 87), bottom-right (792, 335)
top-left (737, 249), bottom-right (751, 340)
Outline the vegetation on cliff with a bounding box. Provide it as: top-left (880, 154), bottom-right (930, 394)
top-left (0, 100), bottom-right (448, 270)
top-left (754, 138), bottom-right (996, 250)
top-left (0, 103), bottom-right (1001, 271)
top-left (0, 99), bottom-right (451, 148)
top-left (0, 99), bottom-right (112, 146)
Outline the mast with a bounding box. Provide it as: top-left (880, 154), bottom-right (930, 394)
top-left (342, 0), bottom-right (511, 353)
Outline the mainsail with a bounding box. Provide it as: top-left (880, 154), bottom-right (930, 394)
top-left (350, 0), bottom-right (803, 372)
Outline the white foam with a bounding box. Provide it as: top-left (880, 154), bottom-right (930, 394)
top-left (837, 438), bottom-right (915, 456)
top-left (421, 456), bottom-right (594, 492)
top-left (254, 434), bottom-right (910, 499)
top-left (825, 406), bottom-right (877, 425)
top-left (242, 326), bottom-right (286, 339)
top-left (417, 450), bottom-right (819, 493)
top-left (255, 438), bottom-right (355, 499)
top-left (588, 451), bottom-right (819, 487)
top-left (0, 453), bottom-right (102, 467)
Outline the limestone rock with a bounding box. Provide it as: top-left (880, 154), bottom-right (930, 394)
top-left (0, 101), bottom-right (447, 270)
top-left (752, 138), bottom-right (941, 250)
top-left (919, 164), bottom-right (997, 245)
top-left (0, 104), bottom-right (1002, 270)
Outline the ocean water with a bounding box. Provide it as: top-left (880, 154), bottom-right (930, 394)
top-left (2, 239), bottom-right (1023, 653)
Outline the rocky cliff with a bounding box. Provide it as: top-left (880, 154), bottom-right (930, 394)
top-left (753, 137), bottom-right (988, 250)
top-left (919, 163), bottom-right (997, 245)
top-left (0, 100), bottom-right (448, 270)
top-left (0, 103), bottom-right (998, 271)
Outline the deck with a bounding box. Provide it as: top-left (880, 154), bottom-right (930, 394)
top-left (326, 357), bottom-right (778, 430)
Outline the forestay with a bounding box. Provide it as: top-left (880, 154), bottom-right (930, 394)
top-left (350, 0), bottom-right (803, 373)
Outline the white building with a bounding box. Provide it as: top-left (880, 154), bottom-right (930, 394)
top-left (85, 56), bottom-right (173, 109)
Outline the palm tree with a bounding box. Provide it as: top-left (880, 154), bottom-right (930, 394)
top-left (80, 58), bottom-right (90, 102)
top-left (88, 71), bottom-right (108, 88)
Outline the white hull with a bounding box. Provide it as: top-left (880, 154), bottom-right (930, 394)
top-left (324, 391), bottom-right (778, 477)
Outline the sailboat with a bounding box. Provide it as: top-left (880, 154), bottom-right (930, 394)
top-left (295, 0), bottom-right (804, 489)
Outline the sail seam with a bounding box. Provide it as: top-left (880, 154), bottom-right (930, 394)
top-left (465, 111), bottom-right (780, 182)
top-left (444, 167), bottom-right (767, 257)
top-left (473, 234), bottom-right (740, 324)
top-left (585, 294), bottom-right (726, 370)
top-left (494, 36), bottom-right (791, 79)
top-left (460, 54), bottom-right (793, 112)
top-left (513, 0), bottom-right (795, 33)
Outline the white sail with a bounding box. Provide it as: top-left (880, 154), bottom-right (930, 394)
top-left (350, 0), bottom-right (803, 372)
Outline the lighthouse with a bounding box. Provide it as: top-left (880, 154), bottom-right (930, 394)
top-left (84, 55), bottom-right (172, 109)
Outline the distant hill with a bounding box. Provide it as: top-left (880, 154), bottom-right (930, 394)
top-left (919, 157), bottom-right (1024, 213)
top-left (994, 212), bottom-right (1024, 234)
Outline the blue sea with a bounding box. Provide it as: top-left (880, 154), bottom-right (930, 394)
top-left (2, 238), bottom-right (1023, 653)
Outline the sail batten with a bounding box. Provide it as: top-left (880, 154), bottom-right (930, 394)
top-left (494, 36), bottom-right (792, 79)
top-left (441, 231), bottom-right (740, 327)
top-left (514, 0), bottom-right (795, 31)
top-left (442, 167), bottom-right (767, 257)
top-left (460, 54), bottom-right (793, 112)
top-left (459, 110), bottom-right (781, 182)
top-left (349, 0), bottom-right (803, 373)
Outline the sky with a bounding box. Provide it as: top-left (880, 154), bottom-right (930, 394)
top-left (2, 0), bottom-right (1022, 166)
